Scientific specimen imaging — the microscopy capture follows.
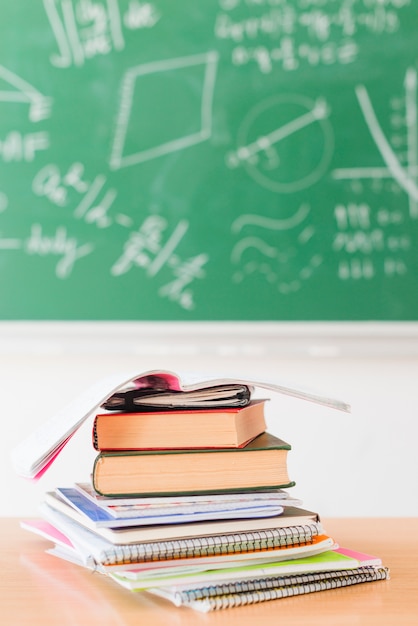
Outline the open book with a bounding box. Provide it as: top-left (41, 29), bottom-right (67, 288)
top-left (11, 369), bottom-right (350, 480)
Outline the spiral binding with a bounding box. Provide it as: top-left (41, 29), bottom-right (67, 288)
top-left (101, 522), bottom-right (321, 565)
top-left (179, 567), bottom-right (390, 611)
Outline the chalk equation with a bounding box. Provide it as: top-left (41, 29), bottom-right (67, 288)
top-left (0, 64), bottom-right (51, 162)
top-left (44, 0), bottom-right (161, 68)
top-left (215, 0), bottom-right (406, 73)
top-left (229, 64), bottom-right (417, 290)
top-left (0, 224), bottom-right (93, 279)
top-left (29, 161), bottom-right (208, 308)
top-left (333, 203), bottom-right (411, 280)
top-left (111, 216), bottom-right (209, 310)
top-left (32, 162), bottom-right (132, 229)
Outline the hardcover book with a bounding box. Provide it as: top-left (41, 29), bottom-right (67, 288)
top-left (92, 432), bottom-right (294, 497)
top-left (92, 400), bottom-right (267, 450)
top-left (10, 368), bottom-right (350, 479)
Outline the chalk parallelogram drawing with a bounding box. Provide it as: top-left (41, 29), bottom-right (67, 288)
top-left (110, 51), bottom-right (219, 169)
top-left (332, 68), bottom-right (418, 219)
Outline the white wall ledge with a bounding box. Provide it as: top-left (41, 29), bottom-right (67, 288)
top-left (0, 321), bottom-right (418, 356)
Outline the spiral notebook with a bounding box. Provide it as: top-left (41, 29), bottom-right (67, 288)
top-left (24, 504), bottom-right (333, 570)
top-left (147, 567), bottom-right (390, 612)
top-left (108, 547), bottom-right (384, 590)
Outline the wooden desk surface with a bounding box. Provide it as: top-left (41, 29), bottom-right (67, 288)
top-left (2, 517), bottom-right (417, 625)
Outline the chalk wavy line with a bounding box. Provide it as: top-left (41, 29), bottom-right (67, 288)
top-left (232, 203), bottom-right (310, 234)
top-left (231, 237), bottom-right (277, 265)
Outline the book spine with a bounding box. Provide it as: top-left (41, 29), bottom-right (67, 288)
top-left (102, 523), bottom-right (321, 565)
top-left (175, 567), bottom-right (390, 612)
top-left (92, 418), bottom-right (99, 451)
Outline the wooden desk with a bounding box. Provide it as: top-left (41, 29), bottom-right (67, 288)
top-left (2, 518), bottom-right (417, 625)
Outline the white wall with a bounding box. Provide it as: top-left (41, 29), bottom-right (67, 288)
top-left (3, 322), bottom-right (418, 518)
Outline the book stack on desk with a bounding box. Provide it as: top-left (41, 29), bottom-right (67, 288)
top-left (13, 369), bottom-right (389, 611)
top-left (90, 397), bottom-right (295, 497)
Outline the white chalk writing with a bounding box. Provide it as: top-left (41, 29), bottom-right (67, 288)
top-left (0, 64), bottom-right (53, 122)
top-left (333, 203), bottom-right (411, 279)
top-left (231, 204), bottom-right (323, 293)
top-left (215, 0), bottom-right (408, 73)
top-left (0, 0), bottom-right (415, 316)
top-left (25, 223), bottom-right (94, 278)
top-left (332, 67), bottom-right (418, 219)
top-left (111, 216), bottom-right (208, 309)
top-left (32, 163), bottom-right (132, 229)
top-left (159, 254), bottom-right (209, 310)
top-left (44, 0), bottom-right (161, 68)
top-left (0, 132), bottom-right (49, 162)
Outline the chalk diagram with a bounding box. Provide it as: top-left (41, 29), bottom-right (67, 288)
top-left (0, 65), bottom-right (52, 249)
top-left (0, 64), bottom-right (52, 122)
top-left (226, 94), bottom-right (334, 193)
top-left (110, 51), bottom-right (219, 169)
top-left (332, 67), bottom-right (418, 220)
top-left (230, 204), bottom-right (323, 294)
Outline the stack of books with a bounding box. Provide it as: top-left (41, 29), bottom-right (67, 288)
top-left (12, 369), bottom-right (389, 612)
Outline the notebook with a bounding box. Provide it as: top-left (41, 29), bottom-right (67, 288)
top-left (24, 504), bottom-right (332, 569)
top-left (147, 566), bottom-right (390, 612)
top-left (53, 487), bottom-right (287, 527)
top-left (42, 494), bottom-right (320, 545)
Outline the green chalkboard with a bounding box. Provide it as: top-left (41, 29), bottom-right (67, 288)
top-left (0, 1), bottom-right (417, 320)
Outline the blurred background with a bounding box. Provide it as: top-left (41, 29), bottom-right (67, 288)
top-left (1, 2), bottom-right (417, 516)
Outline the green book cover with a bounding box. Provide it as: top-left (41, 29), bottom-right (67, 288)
top-left (92, 432), bottom-right (294, 497)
